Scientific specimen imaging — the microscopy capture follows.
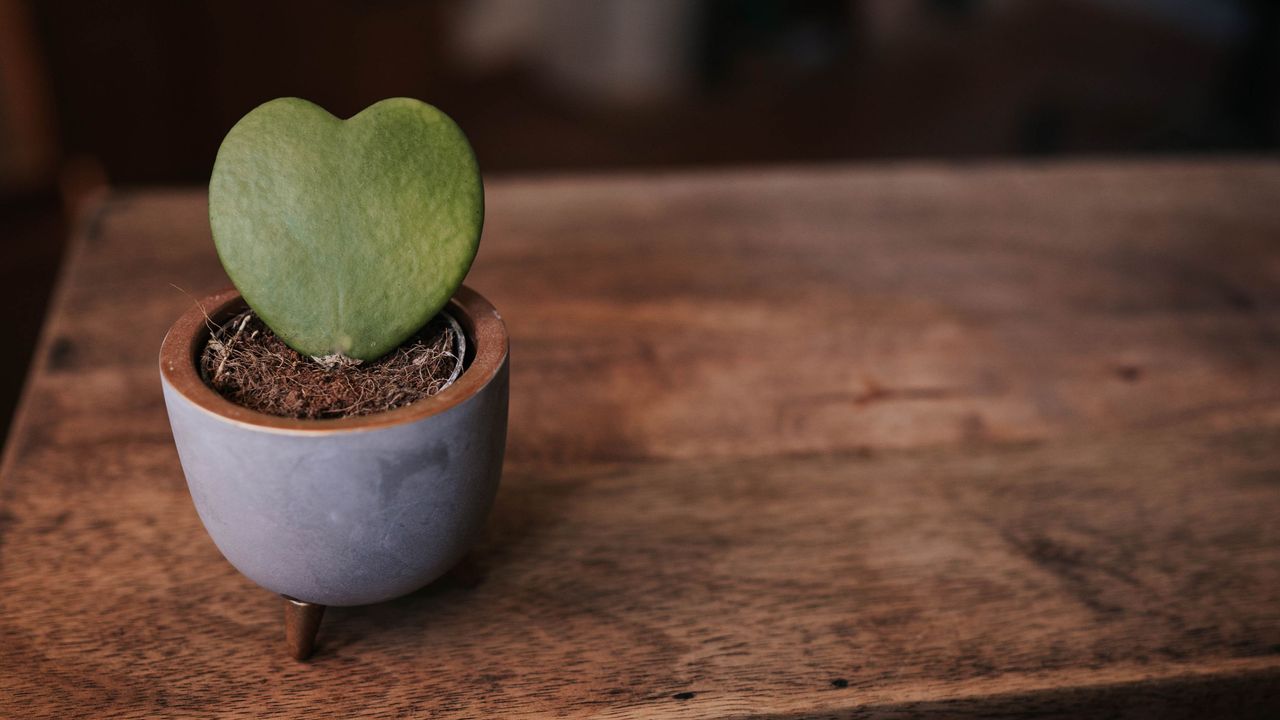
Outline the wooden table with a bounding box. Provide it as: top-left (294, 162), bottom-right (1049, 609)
top-left (2, 161), bottom-right (1278, 717)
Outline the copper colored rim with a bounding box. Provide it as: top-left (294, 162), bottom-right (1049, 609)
top-left (159, 285), bottom-right (508, 434)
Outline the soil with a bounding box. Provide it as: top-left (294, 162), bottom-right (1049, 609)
top-left (200, 309), bottom-right (463, 419)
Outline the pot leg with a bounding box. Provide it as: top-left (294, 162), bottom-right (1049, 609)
top-left (282, 595), bottom-right (326, 661)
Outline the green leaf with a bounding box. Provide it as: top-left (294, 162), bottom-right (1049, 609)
top-left (209, 97), bottom-right (483, 361)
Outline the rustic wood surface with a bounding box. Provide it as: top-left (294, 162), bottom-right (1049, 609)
top-left (2, 161), bottom-right (1279, 718)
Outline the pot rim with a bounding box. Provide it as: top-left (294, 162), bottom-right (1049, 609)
top-left (159, 285), bottom-right (508, 435)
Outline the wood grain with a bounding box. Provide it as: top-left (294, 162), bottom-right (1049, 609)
top-left (2, 161), bottom-right (1279, 717)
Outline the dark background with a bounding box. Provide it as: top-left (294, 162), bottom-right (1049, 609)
top-left (1, 0), bottom-right (1277, 445)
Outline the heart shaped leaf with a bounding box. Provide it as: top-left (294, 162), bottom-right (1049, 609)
top-left (209, 97), bottom-right (483, 360)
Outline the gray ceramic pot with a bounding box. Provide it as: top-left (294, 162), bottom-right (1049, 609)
top-left (160, 286), bottom-right (508, 608)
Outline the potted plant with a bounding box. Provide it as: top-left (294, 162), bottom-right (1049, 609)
top-left (159, 98), bottom-right (508, 660)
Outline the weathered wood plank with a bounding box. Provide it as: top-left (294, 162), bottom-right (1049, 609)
top-left (9, 163), bottom-right (1280, 470)
top-left (2, 161), bottom-right (1279, 717)
top-left (2, 424), bottom-right (1278, 717)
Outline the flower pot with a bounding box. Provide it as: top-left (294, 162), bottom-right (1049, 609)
top-left (159, 286), bottom-right (508, 616)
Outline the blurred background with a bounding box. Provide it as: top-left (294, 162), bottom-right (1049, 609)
top-left (0, 0), bottom-right (1277, 444)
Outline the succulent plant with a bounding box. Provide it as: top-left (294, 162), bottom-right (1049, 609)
top-left (209, 97), bottom-right (483, 361)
